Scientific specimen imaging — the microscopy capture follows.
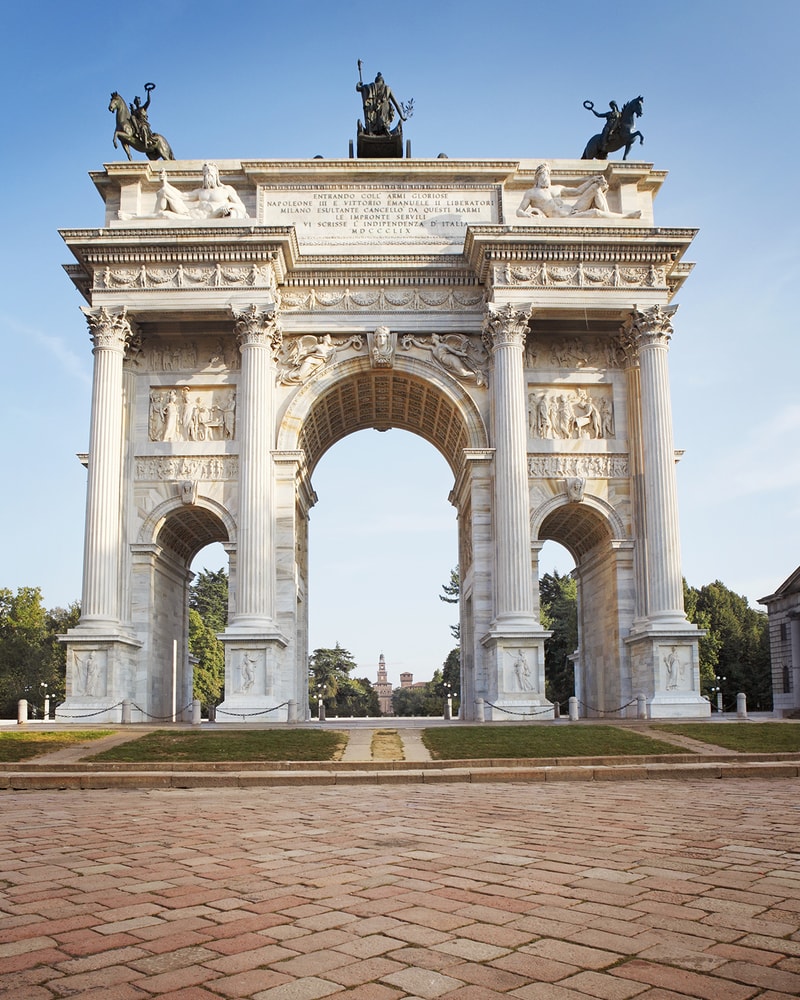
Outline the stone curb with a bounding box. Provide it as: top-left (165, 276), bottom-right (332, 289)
top-left (1, 759), bottom-right (799, 790)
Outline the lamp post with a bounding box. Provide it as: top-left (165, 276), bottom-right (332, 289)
top-left (443, 681), bottom-right (452, 720)
top-left (710, 675), bottom-right (727, 714)
top-left (317, 684), bottom-right (325, 722)
top-left (40, 682), bottom-right (49, 721)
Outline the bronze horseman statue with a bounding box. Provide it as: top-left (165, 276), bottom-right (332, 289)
top-left (581, 97), bottom-right (644, 160)
top-left (354, 61), bottom-right (413, 158)
top-left (109, 82), bottom-right (175, 161)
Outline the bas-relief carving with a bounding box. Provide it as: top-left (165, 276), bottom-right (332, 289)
top-left (497, 262), bottom-right (666, 290)
top-left (525, 336), bottom-right (628, 371)
top-left (516, 163), bottom-right (641, 221)
top-left (139, 338), bottom-right (241, 372)
top-left (276, 334), bottom-right (364, 384)
top-left (662, 645), bottom-right (690, 691)
top-left (401, 334), bottom-right (488, 387)
top-left (232, 650), bottom-right (271, 695)
top-left (528, 388), bottom-right (614, 440)
top-left (135, 456), bottom-right (239, 481)
top-left (149, 386), bottom-right (236, 442)
top-left (528, 455), bottom-right (629, 479)
top-left (279, 287), bottom-right (485, 313)
top-left (368, 326), bottom-right (396, 367)
top-left (69, 649), bottom-right (107, 698)
top-left (565, 477), bottom-right (587, 502)
top-left (512, 649), bottom-right (536, 692)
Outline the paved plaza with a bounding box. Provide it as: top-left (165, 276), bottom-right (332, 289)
top-left (2, 779), bottom-right (800, 999)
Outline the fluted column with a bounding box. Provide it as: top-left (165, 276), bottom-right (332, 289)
top-left (483, 304), bottom-right (536, 627)
top-left (232, 305), bottom-right (281, 629)
top-left (623, 305), bottom-right (687, 624)
top-left (80, 307), bottom-right (132, 625)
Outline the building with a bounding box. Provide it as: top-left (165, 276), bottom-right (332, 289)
top-left (374, 653), bottom-right (393, 716)
top-left (760, 568), bottom-right (800, 716)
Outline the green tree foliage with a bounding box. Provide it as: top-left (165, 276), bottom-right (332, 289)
top-left (539, 571), bottom-right (578, 708)
top-left (439, 566), bottom-right (460, 640)
top-left (188, 568), bottom-right (227, 710)
top-left (0, 588), bottom-right (79, 718)
top-left (393, 657), bottom-right (461, 718)
top-left (684, 579), bottom-right (771, 710)
top-left (308, 644), bottom-right (380, 717)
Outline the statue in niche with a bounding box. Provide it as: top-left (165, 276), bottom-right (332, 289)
top-left (516, 163), bottom-right (641, 220)
top-left (402, 334), bottom-right (488, 387)
top-left (514, 649), bottom-right (534, 691)
top-left (581, 97), bottom-right (644, 160)
top-left (109, 83), bottom-right (175, 161)
top-left (120, 163), bottom-right (248, 221)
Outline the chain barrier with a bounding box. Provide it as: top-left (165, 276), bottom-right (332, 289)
top-left (54, 701), bottom-right (125, 720)
top-left (129, 701), bottom-right (195, 722)
top-left (481, 700), bottom-right (556, 719)
top-left (576, 697), bottom-right (638, 717)
top-left (214, 701), bottom-right (290, 720)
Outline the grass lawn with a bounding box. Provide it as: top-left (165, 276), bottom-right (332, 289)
top-left (89, 729), bottom-right (347, 763)
top-left (422, 725), bottom-right (692, 760)
top-left (652, 722), bottom-right (800, 753)
top-left (0, 730), bottom-right (114, 762)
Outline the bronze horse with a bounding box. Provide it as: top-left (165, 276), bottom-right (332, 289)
top-left (581, 96), bottom-right (644, 160)
top-left (109, 91), bottom-right (174, 161)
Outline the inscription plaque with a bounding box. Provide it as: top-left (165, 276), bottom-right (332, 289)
top-left (259, 185), bottom-right (500, 252)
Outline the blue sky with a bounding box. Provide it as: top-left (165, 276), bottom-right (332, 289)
top-left (1, 1), bottom-right (797, 685)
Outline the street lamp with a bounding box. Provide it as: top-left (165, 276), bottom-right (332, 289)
top-left (443, 681), bottom-right (452, 720)
top-left (317, 684), bottom-right (325, 722)
top-left (40, 682), bottom-right (49, 721)
top-left (710, 675), bottom-right (727, 714)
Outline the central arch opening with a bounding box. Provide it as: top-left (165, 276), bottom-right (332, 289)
top-left (308, 428), bottom-right (458, 698)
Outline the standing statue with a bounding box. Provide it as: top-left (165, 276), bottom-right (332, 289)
top-left (581, 97), bottom-right (644, 160)
top-left (109, 82), bottom-right (175, 161)
top-left (355, 60), bottom-right (413, 158)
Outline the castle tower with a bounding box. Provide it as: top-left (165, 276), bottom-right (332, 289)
top-left (375, 653), bottom-right (394, 716)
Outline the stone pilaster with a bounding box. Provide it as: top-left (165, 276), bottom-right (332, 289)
top-left (480, 304), bottom-right (551, 720)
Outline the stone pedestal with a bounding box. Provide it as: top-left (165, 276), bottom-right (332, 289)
top-left (625, 629), bottom-right (709, 718)
top-left (480, 634), bottom-right (553, 720)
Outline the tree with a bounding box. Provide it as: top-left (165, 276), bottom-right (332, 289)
top-left (188, 568), bottom-right (227, 711)
top-left (684, 580), bottom-right (771, 711)
top-left (540, 570), bottom-right (578, 708)
top-left (439, 566), bottom-right (460, 640)
top-left (308, 644), bottom-right (379, 716)
top-left (0, 588), bottom-right (78, 718)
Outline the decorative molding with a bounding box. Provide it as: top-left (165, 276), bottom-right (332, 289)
top-left (279, 286), bottom-right (485, 313)
top-left (622, 304), bottom-right (678, 349)
top-left (527, 454), bottom-right (629, 479)
top-left (135, 455), bottom-right (239, 481)
top-left (95, 262), bottom-right (276, 291)
top-left (233, 304), bottom-right (282, 351)
top-left (495, 261), bottom-right (667, 289)
top-left (482, 303), bottom-right (532, 352)
top-left (82, 305), bottom-right (136, 352)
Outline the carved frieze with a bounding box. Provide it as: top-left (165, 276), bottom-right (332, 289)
top-left (149, 386), bottom-right (235, 442)
top-left (139, 337), bottom-right (240, 372)
top-left (135, 455), bottom-right (239, 481)
top-left (279, 287), bottom-right (485, 313)
top-left (401, 334), bottom-right (487, 387)
top-left (528, 455), bottom-right (629, 479)
top-left (528, 387), bottom-right (614, 440)
top-left (495, 262), bottom-right (667, 289)
top-left (95, 262), bottom-right (276, 292)
top-left (525, 335), bottom-right (628, 371)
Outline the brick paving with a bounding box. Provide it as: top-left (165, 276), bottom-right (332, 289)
top-left (1, 779), bottom-right (799, 999)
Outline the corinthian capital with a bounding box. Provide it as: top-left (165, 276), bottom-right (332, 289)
top-left (233, 303), bottom-right (283, 352)
top-left (482, 303), bottom-right (532, 353)
top-left (82, 306), bottom-right (135, 352)
top-left (622, 304), bottom-right (678, 350)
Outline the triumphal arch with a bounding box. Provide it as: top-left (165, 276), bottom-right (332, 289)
top-left (59, 154), bottom-right (709, 722)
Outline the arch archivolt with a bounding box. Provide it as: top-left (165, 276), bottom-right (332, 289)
top-left (276, 350), bottom-right (489, 476)
top-left (531, 491), bottom-right (626, 562)
top-left (138, 493), bottom-right (235, 561)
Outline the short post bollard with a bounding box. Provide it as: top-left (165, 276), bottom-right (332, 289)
top-left (122, 699), bottom-right (132, 724)
top-left (553, 701), bottom-right (560, 719)
top-left (568, 696), bottom-right (579, 721)
top-left (287, 699), bottom-right (297, 723)
top-left (637, 693), bottom-right (647, 720)
top-left (736, 692), bottom-right (747, 719)
top-left (192, 699), bottom-right (202, 726)
top-left (17, 699), bottom-right (28, 725)
top-left (475, 697), bottom-right (485, 723)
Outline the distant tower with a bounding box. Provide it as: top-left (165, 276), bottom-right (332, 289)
top-left (375, 653), bottom-right (393, 715)
top-left (400, 672), bottom-right (414, 688)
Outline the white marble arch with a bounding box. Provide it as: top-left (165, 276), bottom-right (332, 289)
top-left (137, 493), bottom-right (237, 550)
top-left (531, 491), bottom-right (636, 715)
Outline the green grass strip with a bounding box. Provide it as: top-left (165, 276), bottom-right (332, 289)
top-left (652, 722), bottom-right (800, 753)
top-left (88, 729), bottom-right (347, 762)
top-left (0, 730), bottom-right (114, 762)
top-left (422, 725), bottom-right (692, 760)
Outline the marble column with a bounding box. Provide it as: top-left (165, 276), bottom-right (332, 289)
top-left (80, 307), bottom-right (131, 626)
top-left (231, 304), bottom-right (281, 632)
top-left (482, 303), bottom-right (537, 628)
top-left (623, 305), bottom-right (687, 625)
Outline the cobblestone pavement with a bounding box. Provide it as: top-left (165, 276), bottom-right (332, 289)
top-left (1, 780), bottom-right (799, 999)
